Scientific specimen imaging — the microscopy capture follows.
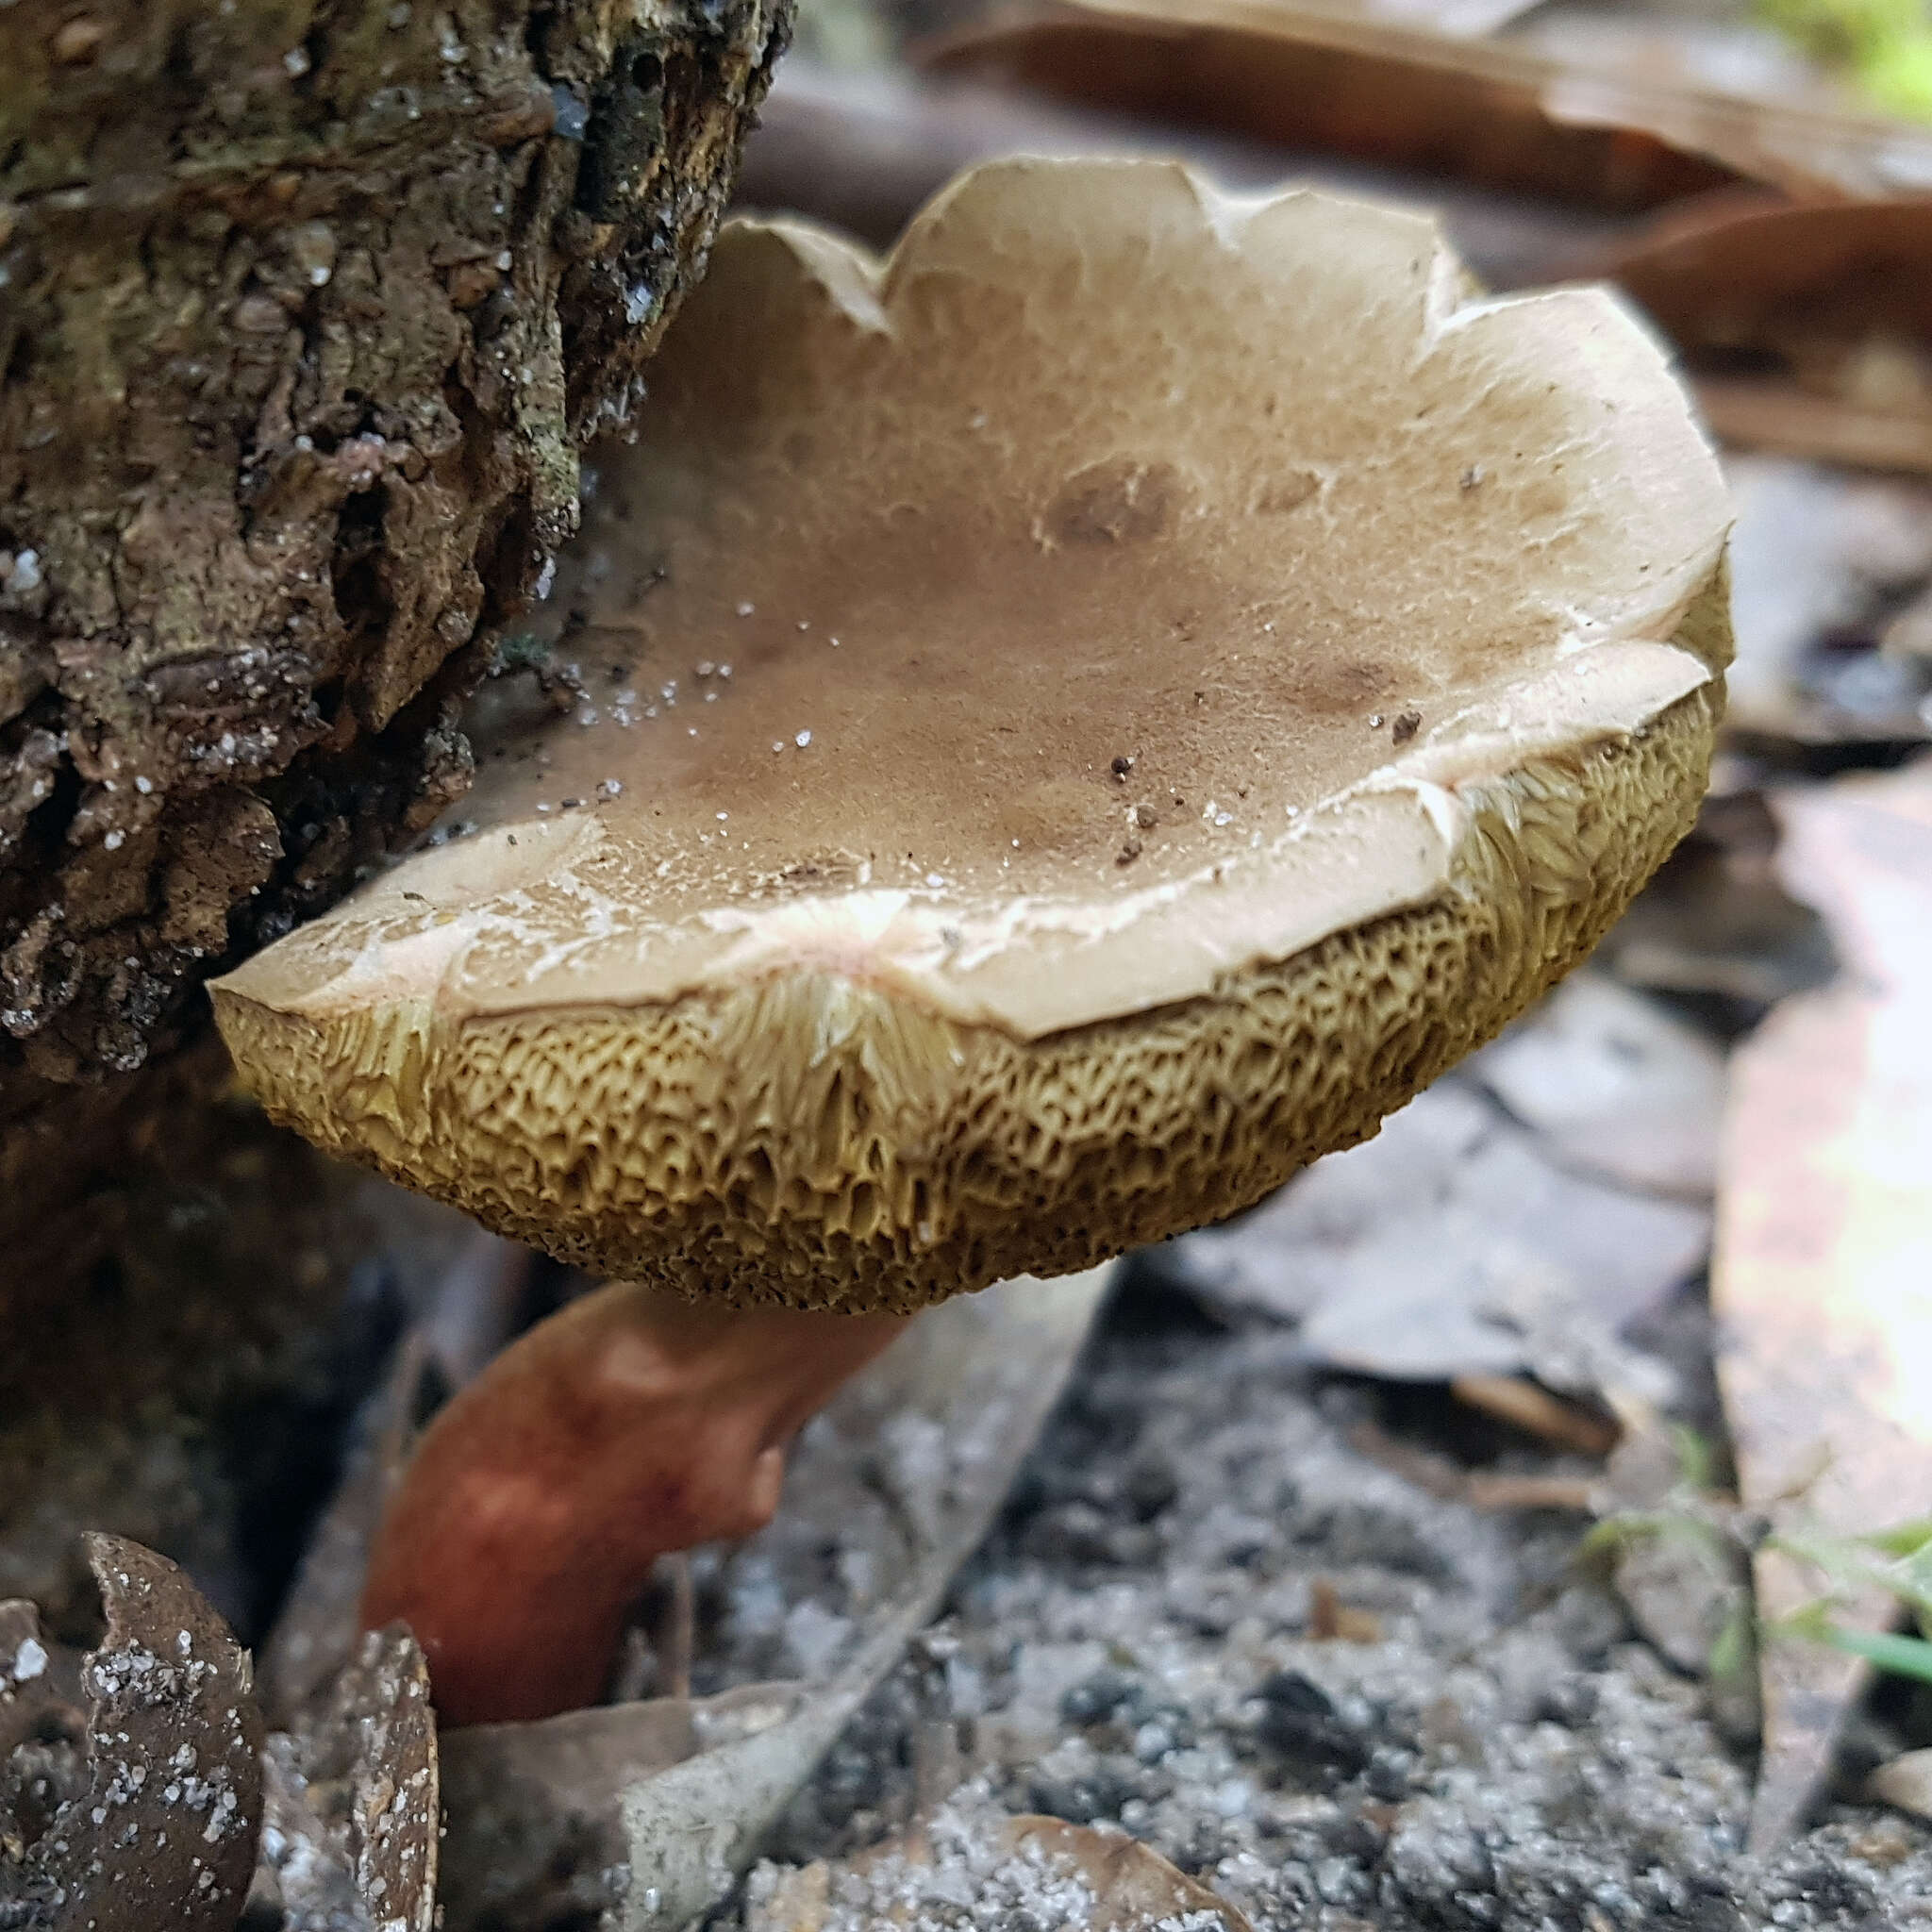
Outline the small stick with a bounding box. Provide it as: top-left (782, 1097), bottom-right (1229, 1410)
top-left (659, 1551), bottom-right (694, 1704)
top-left (1451, 1374), bottom-right (1620, 1457)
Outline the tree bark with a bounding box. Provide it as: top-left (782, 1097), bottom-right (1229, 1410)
top-left (0, 0), bottom-right (789, 1640)
top-left (0, 0), bottom-right (786, 1118)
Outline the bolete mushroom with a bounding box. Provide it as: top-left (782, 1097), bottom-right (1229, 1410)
top-left (211, 158), bottom-right (1731, 1725)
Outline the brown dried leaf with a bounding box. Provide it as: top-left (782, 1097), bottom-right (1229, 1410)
top-left (750, 1806), bottom-right (1255, 1931)
top-left (1697, 379), bottom-right (1932, 478)
top-left (1599, 196), bottom-right (1932, 475)
top-left (252, 1628), bottom-right (440, 1931)
top-left (1008, 1816), bottom-right (1255, 1930)
top-left (923, 0), bottom-right (1932, 208)
top-left (1712, 758), bottom-right (1932, 1854)
top-left (6, 1537), bottom-right (264, 1931)
top-left (740, 58), bottom-right (1626, 287)
top-left (1605, 194), bottom-right (1932, 363)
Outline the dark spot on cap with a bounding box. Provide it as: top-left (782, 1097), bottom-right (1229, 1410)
top-left (1041, 458), bottom-right (1181, 547)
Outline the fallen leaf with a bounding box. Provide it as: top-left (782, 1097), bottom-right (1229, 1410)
top-left (425, 1269), bottom-right (1113, 1932)
top-left (1006, 1815), bottom-right (1255, 1929)
top-left (1450, 1374), bottom-right (1620, 1457)
top-left (252, 1632), bottom-right (440, 1932)
top-left (1696, 378), bottom-right (1932, 478)
top-left (616, 1273), bottom-right (1111, 1932)
top-left (923, 0), bottom-right (1932, 206)
top-left (1163, 1069), bottom-right (1708, 1405)
top-left (266, 1626), bottom-right (439, 1932)
top-left (1604, 189), bottom-right (1932, 335)
top-left (747, 1799), bottom-right (1255, 1931)
top-left (1712, 758), bottom-right (1932, 1854)
top-left (1472, 970), bottom-right (1726, 1199)
top-left (254, 1741), bottom-right (367, 1930)
top-left (437, 1683), bottom-right (803, 1928)
top-left (1583, 195), bottom-right (1932, 475)
top-left (4, 1537), bottom-right (264, 1930)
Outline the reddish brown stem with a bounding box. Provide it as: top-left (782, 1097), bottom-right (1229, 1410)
top-left (360, 1280), bottom-right (908, 1726)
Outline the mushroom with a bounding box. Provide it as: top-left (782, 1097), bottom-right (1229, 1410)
top-left (210, 158), bottom-right (1731, 1725)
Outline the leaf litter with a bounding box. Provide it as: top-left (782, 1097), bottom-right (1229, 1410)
top-left (15, 21), bottom-right (1932, 1922)
top-left (252, 1624), bottom-right (438, 1932)
top-left (1712, 756), bottom-right (1932, 1855)
top-left (12, 797), bottom-right (1932, 1927)
top-left (1156, 971), bottom-right (1715, 1411)
top-left (745, 1794), bottom-right (1255, 1931)
top-left (261, 1266), bottom-right (1112, 1932)
top-left (1, 1536), bottom-right (263, 1931)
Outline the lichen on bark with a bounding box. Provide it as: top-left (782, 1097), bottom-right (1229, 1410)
top-left (0, 0), bottom-right (786, 1114)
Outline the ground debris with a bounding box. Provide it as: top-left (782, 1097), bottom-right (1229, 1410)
top-left (1158, 984), bottom-right (1713, 1408)
top-left (746, 1790), bottom-right (1254, 1931)
top-left (1, 1536), bottom-right (263, 1931)
top-left (439, 1685), bottom-right (804, 1930)
top-left (714, 1266), bottom-right (1932, 1932)
top-left (1713, 758), bottom-right (1932, 1854)
top-left (423, 1272), bottom-right (1109, 1932)
top-left (259, 1210), bottom-right (528, 1727)
top-left (251, 1627), bottom-right (438, 1932)
top-left (1, 1602), bottom-right (87, 1889)
top-left (1470, 970), bottom-right (1724, 1200)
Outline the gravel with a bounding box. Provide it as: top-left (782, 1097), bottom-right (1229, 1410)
top-left (712, 1270), bottom-right (1932, 1931)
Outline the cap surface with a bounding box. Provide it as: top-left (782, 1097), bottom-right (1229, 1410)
top-left (212, 158), bottom-right (1732, 1312)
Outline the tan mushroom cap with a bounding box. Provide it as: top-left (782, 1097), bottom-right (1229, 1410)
top-left (212, 158), bottom-right (1732, 1314)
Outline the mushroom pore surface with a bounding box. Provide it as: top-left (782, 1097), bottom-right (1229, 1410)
top-left (212, 158), bottom-right (1733, 1313)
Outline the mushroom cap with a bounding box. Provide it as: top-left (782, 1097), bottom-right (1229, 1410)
top-left (211, 158), bottom-right (1731, 1314)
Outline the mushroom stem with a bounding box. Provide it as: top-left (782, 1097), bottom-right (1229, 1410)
top-left (359, 1279), bottom-right (910, 1725)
